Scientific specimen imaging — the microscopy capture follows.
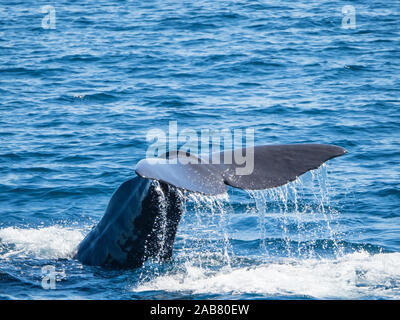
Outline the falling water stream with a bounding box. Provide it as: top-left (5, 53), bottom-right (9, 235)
top-left (134, 166), bottom-right (368, 298)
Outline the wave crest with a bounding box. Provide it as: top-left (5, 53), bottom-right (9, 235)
top-left (134, 251), bottom-right (400, 299)
top-left (0, 226), bottom-right (85, 260)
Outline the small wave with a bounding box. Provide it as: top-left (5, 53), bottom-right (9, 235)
top-left (0, 67), bottom-right (64, 77)
top-left (134, 251), bottom-right (400, 299)
top-left (0, 226), bottom-right (84, 260)
top-left (376, 188), bottom-right (400, 199)
top-left (55, 92), bottom-right (119, 103)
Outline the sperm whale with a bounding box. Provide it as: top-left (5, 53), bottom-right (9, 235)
top-left (75, 144), bottom-right (346, 268)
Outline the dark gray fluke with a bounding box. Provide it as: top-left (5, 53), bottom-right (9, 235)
top-left (136, 144), bottom-right (346, 195)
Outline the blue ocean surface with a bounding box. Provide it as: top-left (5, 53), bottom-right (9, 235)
top-left (0, 0), bottom-right (399, 299)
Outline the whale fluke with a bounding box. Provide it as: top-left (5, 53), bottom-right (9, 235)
top-left (136, 144), bottom-right (346, 195)
top-left (76, 144), bottom-right (346, 268)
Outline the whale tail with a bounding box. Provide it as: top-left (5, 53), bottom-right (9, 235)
top-left (76, 144), bottom-right (346, 268)
top-left (136, 144), bottom-right (347, 195)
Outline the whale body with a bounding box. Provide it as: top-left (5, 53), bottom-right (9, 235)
top-left (75, 144), bottom-right (346, 268)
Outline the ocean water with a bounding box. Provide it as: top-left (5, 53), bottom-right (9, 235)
top-left (0, 0), bottom-right (399, 300)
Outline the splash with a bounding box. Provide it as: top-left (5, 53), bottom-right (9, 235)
top-left (134, 251), bottom-right (400, 299)
top-left (0, 226), bottom-right (84, 260)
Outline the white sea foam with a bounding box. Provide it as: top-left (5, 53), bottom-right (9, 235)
top-left (133, 251), bottom-right (400, 299)
top-left (0, 226), bottom-right (85, 259)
